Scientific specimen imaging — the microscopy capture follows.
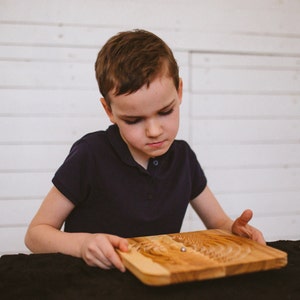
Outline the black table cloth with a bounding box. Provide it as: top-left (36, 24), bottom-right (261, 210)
top-left (0, 240), bottom-right (299, 300)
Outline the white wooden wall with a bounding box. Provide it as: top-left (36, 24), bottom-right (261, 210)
top-left (1, 0), bottom-right (299, 255)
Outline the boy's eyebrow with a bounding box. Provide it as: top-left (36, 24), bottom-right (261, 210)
top-left (160, 99), bottom-right (176, 110)
top-left (120, 99), bottom-right (176, 119)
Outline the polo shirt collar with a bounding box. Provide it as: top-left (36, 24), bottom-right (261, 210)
top-left (107, 124), bottom-right (173, 172)
top-left (107, 124), bottom-right (139, 168)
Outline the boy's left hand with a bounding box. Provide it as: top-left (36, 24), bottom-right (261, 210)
top-left (232, 209), bottom-right (266, 245)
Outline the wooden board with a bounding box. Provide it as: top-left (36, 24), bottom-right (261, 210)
top-left (118, 229), bottom-right (287, 286)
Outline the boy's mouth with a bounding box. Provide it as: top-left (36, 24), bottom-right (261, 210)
top-left (147, 140), bottom-right (165, 148)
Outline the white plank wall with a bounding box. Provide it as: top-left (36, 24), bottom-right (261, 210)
top-left (1, 0), bottom-right (300, 255)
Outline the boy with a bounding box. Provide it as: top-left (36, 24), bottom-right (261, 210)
top-left (25, 29), bottom-right (265, 273)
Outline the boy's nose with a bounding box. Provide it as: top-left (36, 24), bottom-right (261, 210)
top-left (145, 119), bottom-right (163, 137)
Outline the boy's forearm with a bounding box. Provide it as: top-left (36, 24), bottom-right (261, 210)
top-left (25, 225), bottom-right (90, 258)
top-left (205, 215), bottom-right (234, 233)
top-left (217, 218), bottom-right (234, 233)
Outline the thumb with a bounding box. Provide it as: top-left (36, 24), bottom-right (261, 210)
top-left (232, 209), bottom-right (253, 237)
top-left (236, 209), bottom-right (253, 227)
top-left (107, 235), bottom-right (129, 252)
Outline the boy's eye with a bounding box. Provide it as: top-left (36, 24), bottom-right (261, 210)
top-left (122, 108), bottom-right (174, 125)
top-left (159, 108), bottom-right (174, 116)
top-left (123, 118), bottom-right (142, 125)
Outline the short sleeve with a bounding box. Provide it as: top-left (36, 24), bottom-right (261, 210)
top-left (52, 140), bottom-right (94, 205)
top-left (188, 146), bottom-right (207, 200)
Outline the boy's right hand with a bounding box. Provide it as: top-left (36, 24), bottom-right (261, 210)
top-left (80, 234), bottom-right (129, 272)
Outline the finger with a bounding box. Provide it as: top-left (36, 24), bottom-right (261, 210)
top-left (251, 229), bottom-right (266, 245)
top-left (87, 243), bottom-right (121, 270)
top-left (103, 235), bottom-right (128, 272)
top-left (102, 249), bottom-right (126, 272)
top-left (83, 246), bottom-right (113, 269)
top-left (93, 257), bottom-right (113, 269)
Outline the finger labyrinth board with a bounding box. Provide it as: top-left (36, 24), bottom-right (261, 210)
top-left (119, 229), bottom-right (287, 286)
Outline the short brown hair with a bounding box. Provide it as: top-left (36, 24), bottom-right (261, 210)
top-left (95, 29), bottom-right (179, 106)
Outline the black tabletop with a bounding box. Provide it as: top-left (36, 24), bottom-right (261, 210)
top-left (0, 240), bottom-right (299, 300)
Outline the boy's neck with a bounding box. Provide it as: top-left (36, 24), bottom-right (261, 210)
top-left (134, 157), bottom-right (149, 170)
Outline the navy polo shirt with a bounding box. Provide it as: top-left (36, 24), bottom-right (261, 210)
top-left (52, 125), bottom-right (207, 238)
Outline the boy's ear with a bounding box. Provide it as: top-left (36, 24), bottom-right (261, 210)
top-left (100, 98), bottom-right (115, 123)
top-left (178, 78), bottom-right (183, 104)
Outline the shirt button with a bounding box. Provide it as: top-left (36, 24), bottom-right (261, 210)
top-left (153, 160), bottom-right (159, 166)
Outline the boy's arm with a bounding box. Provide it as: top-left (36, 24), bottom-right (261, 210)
top-left (190, 186), bottom-right (265, 244)
top-left (25, 186), bottom-right (128, 271)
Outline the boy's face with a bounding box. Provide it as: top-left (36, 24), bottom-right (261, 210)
top-left (101, 76), bottom-right (183, 168)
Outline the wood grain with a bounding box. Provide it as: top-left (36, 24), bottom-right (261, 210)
top-left (118, 230), bottom-right (287, 286)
